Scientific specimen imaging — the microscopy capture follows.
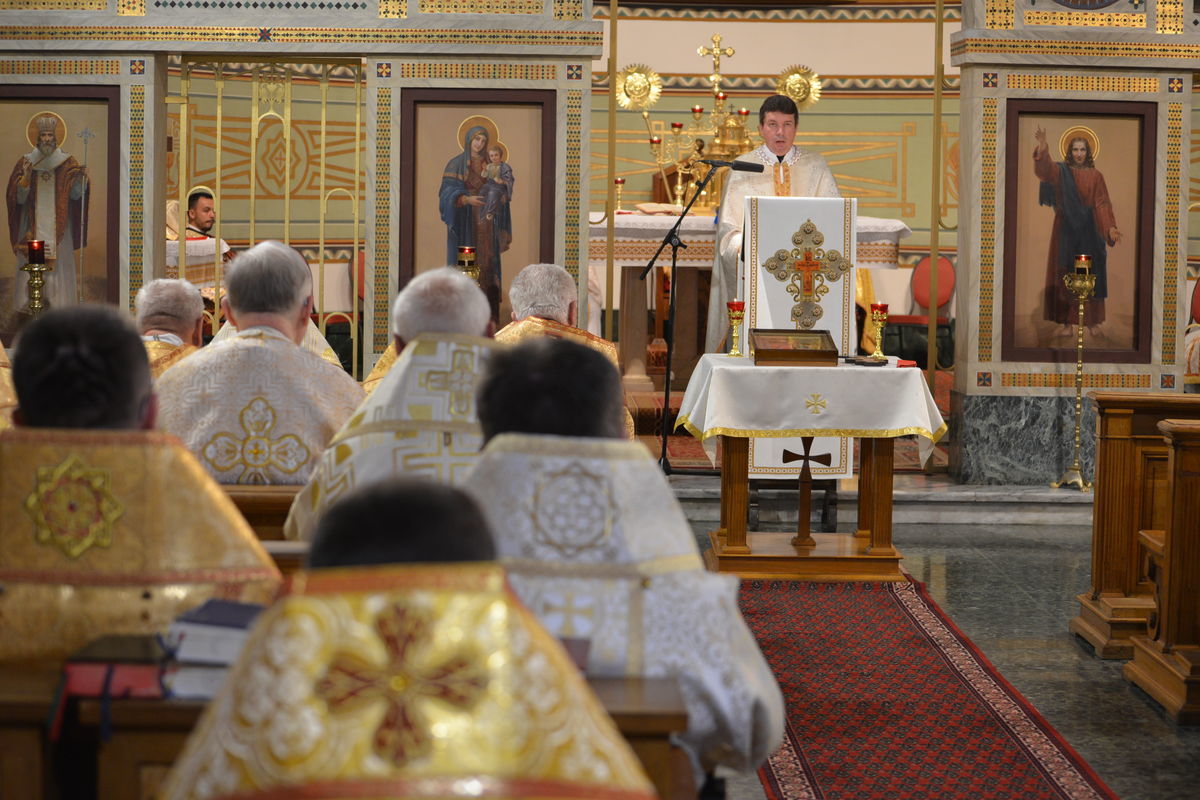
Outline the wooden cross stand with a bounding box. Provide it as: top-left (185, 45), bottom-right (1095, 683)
top-left (782, 437), bottom-right (830, 548)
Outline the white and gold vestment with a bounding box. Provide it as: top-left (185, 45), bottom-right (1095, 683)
top-left (0, 428), bottom-right (280, 661)
top-left (465, 433), bottom-right (784, 777)
top-left (159, 564), bottom-right (656, 800)
top-left (284, 333), bottom-right (495, 541)
top-left (706, 144), bottom-right (840, 352)
top-left (0, 341), bottom-right (14, 431)
top-left (211, 316), bottom-right (343, 368)
top-left (157, 325), bottom-right (363, 485)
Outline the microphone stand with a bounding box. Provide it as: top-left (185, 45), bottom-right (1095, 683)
top-left (640, 165), bottom-right (721, 476)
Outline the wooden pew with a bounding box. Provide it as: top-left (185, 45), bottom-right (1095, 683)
top-left (1069, 392), bottom-right (1200, 658)
top-left (74, 675), bottom-right (691, 800)
top-left (222, 484), bottom-right (300, 541)
top-left (0, 663), bottom-right (60, 800)
top-left (1122, 419), bottom-right (1200, 723)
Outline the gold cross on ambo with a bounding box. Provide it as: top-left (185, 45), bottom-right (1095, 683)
top-left (793, 249), bottom-right (822, 302)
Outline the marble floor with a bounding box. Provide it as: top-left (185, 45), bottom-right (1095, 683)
top-left (683, 480), bottom-right (1200, 800)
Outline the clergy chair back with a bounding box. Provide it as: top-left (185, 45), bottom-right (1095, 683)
top-left (886, 255), bottom-right (956, 370)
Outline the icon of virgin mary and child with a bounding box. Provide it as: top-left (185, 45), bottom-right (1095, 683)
top-left (438, 117), bottom-right (515, 322)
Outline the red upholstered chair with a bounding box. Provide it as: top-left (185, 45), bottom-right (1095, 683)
top-left (1185, 280), bottom-right (1200, 392)
top-left (883, 255), bottom-right (956, 369)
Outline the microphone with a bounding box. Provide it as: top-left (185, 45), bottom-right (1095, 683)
top-left (698, 158), bottom-right (765, 173)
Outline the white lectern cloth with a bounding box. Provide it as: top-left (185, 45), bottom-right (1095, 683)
top-left (676, 354), bottom-right (946, 466)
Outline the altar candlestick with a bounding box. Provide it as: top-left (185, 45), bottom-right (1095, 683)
top-left (27, 240), bottom-right (45, 264)
top-left (1074, 254), bottom-right (1092, 275)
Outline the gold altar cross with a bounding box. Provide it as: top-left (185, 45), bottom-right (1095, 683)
top-left (419, 349), bottom-right (476, 419)
top-left (783, 437), bottom-right (832, 548)
top-left (697, 34), bottom-right (734, 86)
top-left (761, 218), bottom-right (852, 329)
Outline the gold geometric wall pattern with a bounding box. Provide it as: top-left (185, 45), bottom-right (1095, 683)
top-left (166, 108), bottom-right (360, 200)
top-left (810, 123), bottom-right (916, 216)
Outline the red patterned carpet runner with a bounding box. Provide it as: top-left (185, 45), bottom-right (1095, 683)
top-left (739, 580), bottom-right (1118, 800)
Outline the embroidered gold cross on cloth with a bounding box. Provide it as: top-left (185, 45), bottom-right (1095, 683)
top-left (761, 218), bottom-right (852, 329)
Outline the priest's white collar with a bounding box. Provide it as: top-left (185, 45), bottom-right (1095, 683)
top-left (751, 144), bottom-right (805, 167)
top-left (142, 332), bottom-right (184, 346)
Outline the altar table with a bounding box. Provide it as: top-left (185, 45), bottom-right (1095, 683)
top-left (676, 354), bottom-right (945, 581)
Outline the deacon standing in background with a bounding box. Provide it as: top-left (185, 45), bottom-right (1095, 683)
top-left (157, 240), bottom-right (363, 485)
top-left (284, 267), bottom-right (494, 541)
top-left (135, 278), bottom-right (204, 378)
top-left (165, 190), bottom-right (232, 283)
top-left (467, 339), bottom-right (784, 791)
top-left (706, 94), bottom-right (840, 352)
top-left (7, 113), bottom-right (90, 310)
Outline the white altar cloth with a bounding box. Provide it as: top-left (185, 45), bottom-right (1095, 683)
top-left (675, 354), bottom-right (946, 465)
top-left (585, 213), bottom-right (911, 332)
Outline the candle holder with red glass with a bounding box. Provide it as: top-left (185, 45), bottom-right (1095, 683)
top-left (853, 302), bottom-right (889, 366)
top-left (20, 240), bottom-right (51, 317)
top-left (456, 246), bottom-right (480, 286)
top-left (726, 300), bottom-right (746, 358)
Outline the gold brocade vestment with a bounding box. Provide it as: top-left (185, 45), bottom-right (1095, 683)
top-left (0, 341), bottom-right (14, 431)
top-left (0, 428), bottom-right (280, 661)
top-left (143, 339), bottom-right (200, 379)
top-left (159, 564), bottom-right (656, 800)
top-left (284, 334), bottom-right (496, 541)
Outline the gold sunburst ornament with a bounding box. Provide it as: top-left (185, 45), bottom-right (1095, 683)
top-left (776, 66), bottom-right (822, 111)
top-left (616, 64), bottom-right (662, 110)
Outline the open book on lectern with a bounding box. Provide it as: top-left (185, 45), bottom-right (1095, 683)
top-left (735, 196), bottom-right (858, 480)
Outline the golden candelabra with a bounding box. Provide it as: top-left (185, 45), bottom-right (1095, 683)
top-left (614, 177), bottom-right (626, 213)
top-left (21, 239), bottom-right (50, 317)
top-left (727, 300), bottom-right (745, 357)
top-left (1052, 255), bottom-right (1097, 491)
top-left (456, 246), bottom-right (480, 286)
top-left (870, 303), bottom-right (889, 361)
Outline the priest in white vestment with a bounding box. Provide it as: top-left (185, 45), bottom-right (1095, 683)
top-left (284, 267), bottom-right (495, 541)
top-left (465, 338), bottom-right (784, 781)
top-left (706, 94), bottom-right (841, 352)
top-left (157, 240), bottom-right (363, 485)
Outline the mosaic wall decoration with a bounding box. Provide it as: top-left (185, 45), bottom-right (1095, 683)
top-left (563, 89), bottom-right (582, 279)
top-left (953, 38), bottom-right (1200, 60)
top-left (117, 0), bottom-right (144, 14)
top-left (0, 59), bottom-right (121, 75)
top-left (0, 27), bottom-right (604, 47)
top-left (1157, 0), bottom-right (1184, 34)
top-left (397, 63), bottom-right (556, 81)
top-left (128, 85), bottom-right (146, 307)
top-left (592, 4), bottom-right (961, 22)
top-left (153, 0), bottom-right (368, 6)
top-left (1163, 103), bottom-right (1183, 364)
top-left (1005, 74), bottom-right (1159, 93)
top-left (1022, 11), bottom-right (1146, 28)
top-left (1161, 374), bottom-right (1176, 389)
top-left (374, 86), bottom-right (391, 352)
top-left (378, 0), bottom-right (405, 17)
top-left (419, 0), bottom-right (542, 12)
top-left (591, 73), bottom-right (962, 95)
top-left (0, 0), bottom-right (104, 7)
top-left (984, 0), bottom-right (1015, 30)
top-left (1000, 372), bottom-right (1151, 389)
top-left (978, 98), bottom-right (998, 364)
top-left (553, 0), bottom-right (582, 21)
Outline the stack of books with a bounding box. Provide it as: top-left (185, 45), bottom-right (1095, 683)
top-left (160, 599), bottom-right (264, 700)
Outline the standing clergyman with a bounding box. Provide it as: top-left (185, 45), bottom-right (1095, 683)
top-left (6, 113), bottom-right (90, 310)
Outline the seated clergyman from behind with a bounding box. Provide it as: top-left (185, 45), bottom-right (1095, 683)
top-left (466, 337), bottom-right (784, 786)
top-left (284, 267), bottom-right (496, 541)
top-left (0, 305), bottom-right (280, 662)
top-left (135, 278), bottom-right (204, 378)
top-left (307, 478), bottom-right (496, 569)
top-left (156, 240), bottom-right (364, 485)
top-left (495, 262), bottom-right (635, 438)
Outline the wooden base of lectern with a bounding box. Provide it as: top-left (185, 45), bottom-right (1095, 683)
top-left (704, 530), bottom-right (905, 582)
top-left (1123, 637), bottom-right (1200, 723)
top-left (1069, 593), bottom-right (1155, 659)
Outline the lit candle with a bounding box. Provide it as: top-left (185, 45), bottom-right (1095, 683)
top-left (692, 104), bottom-right (703, 114)
top-left (671, 121), bottom-right (684, 130)
top-left (614, 177), bottom-right (625, 185)
top-left (27, 240), bottom-right (45, 265)
top-left (737, 108), bottom-right (750, 117)
top-left (649, 136), bottom-right (662, 145)
top-left (871, 303), bottom-right (888, 314)
top-left (727, 300), bottom-right (745, 313)
top-left (716, 91), bottom-right (727, 101)
top-left (1074, 254), bottom-right (1092, 274)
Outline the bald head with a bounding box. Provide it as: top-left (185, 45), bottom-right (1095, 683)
top-left (508, 263), bottom-right (577, 326)
top-left (391, 267), bottom-right (492, 346)
top-left (135, 279), bottom-right (204, 345)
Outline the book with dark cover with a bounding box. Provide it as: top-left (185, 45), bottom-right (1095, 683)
top-left (166, 599), bottom-right (265, 666)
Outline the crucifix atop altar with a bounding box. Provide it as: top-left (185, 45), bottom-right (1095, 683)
top-left (697, 34), bottom-right (735, 92)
